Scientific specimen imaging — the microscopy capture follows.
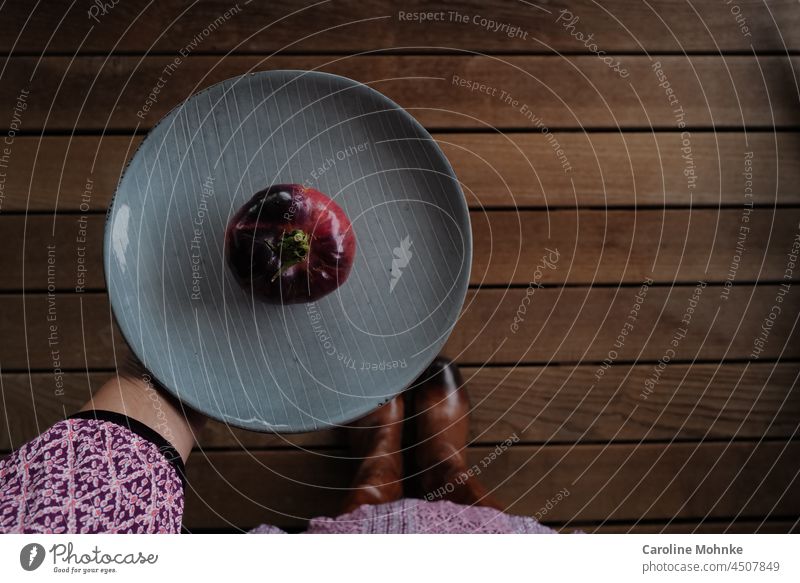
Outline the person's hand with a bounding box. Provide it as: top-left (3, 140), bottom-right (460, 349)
top-left (80, 355), bottom-right (207, 461)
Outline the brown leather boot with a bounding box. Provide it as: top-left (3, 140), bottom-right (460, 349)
top-left (339, 396), bottom-right (405, 515)
top-left (412, 357), bottom-right (503, 510)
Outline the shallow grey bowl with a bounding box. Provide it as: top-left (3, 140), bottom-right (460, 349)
top-left (104, 70), bottom-right (471, 432)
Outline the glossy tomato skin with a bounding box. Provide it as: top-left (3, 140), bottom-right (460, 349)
top-left (226, 184), bottom-right (356, 303)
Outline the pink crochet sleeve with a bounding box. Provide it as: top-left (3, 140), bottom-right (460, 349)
top-left (0, 415), bottom-right (184, 533)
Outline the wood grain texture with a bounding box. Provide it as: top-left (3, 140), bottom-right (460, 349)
top-left (1, 285), bottom-right (797, 370)
top-left (3, 208), bottom-right (799, 290)
top-left (3, 133), bottom-right (799, 212)
top-left (1, 0), bottom-right (797, 53)
top-left (2, 56), bottom-right (798, 131)
top-left (181, 441), bottom-right (800, 529)
top-left (1, 363), bottom-right (798, 450)
top-left (441, 131), bottom-right (800, 208)
top-left (450, 284), bottom-right (800, 363)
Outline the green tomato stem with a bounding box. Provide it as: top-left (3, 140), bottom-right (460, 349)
top-left (270, 229), bottom-right (310, 282)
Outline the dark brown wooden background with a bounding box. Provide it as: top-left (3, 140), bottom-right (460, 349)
top-left (1, 0), bottom-right (799, 533)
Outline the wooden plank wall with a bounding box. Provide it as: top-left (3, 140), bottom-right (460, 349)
top-left (0, 0), bottom-right (798, 533)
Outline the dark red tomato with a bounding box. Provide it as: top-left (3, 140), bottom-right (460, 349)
top-left (225, 184), bottom-right (356, 304)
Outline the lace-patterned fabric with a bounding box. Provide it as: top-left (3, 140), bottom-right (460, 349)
top-left (250, 499), bottom-right (556, 534)
top-left (0, 418), bottom-right (183, 533)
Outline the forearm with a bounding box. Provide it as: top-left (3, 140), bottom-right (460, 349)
top-left (80, 362), bottom-right (205, 462)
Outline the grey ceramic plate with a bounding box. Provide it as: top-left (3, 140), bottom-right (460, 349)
top-left (105, 70), bottom-right (471, 432)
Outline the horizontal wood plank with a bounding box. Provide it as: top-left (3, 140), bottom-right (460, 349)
top-left (442, 131), bottom-right (800, 208)
top-left (450, 284), bottom-right (800, 363)
top-left (3, 133), bottom-right (799, 212)
top-left (1, 285), bottom-right (797, 370)
top-left (2, 363), bottom-right (797, 450)
top-left (2, 56), bottom-right (798, 131)
top-left (182, 441), bottom-right (800, 528)
top-left (1, 1), bottom-right (798, 54)
top-left (3, 209), bottom-right (799, 290)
